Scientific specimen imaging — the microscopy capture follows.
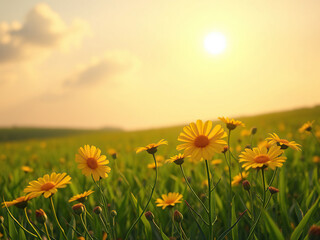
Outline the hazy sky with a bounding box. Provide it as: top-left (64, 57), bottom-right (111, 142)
top-left (1, 0), bottom-right (320, 130)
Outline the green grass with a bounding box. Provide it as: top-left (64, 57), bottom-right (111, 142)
top-left (0, 106), bottom-right (320, 239)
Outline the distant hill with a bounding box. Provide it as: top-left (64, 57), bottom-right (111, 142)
top-left (0, 127), bottom-right (122, 142)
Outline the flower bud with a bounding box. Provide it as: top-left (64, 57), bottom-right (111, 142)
top-left (0, 215), bottom-right (4, 224)
top-left (242, 180), bottom-right (251, 191)
top-left (268, 186), bottom-right (279, 194)
top-left (145, 211), bottom-right (154, 221)
top-left (251, 127), bottom-right (257, 135)
top-left (35, 209), bottom-right (47, 224)
top-left (111, 210), bottom-right (117, 217)
top-left (173, 210), bottom-right (183, 223)
top-left (72, 203), bottom-right (85, 215)
top-left (222, 146), bottom-right (228, 154)
top-left (93, 206), bottom-right (102, 215)
top-left (308, 225), bottom-right (320, 240)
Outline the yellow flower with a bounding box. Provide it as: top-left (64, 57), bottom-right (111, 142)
top-left (24, 172), bottom-right (71, 198)
top-left (239, 145), bottom-right (286, 170)
top-left (313, 156), bottom-right (320, 164)
top-left (147, 162), bottom-right (163, 169)
top-left (218, 117), bottom-right (245, 130)
top-left (107, 148), bottom-right (117, 159)
top-left (211, 159), bottom-right (222, 165)
top-left (2, 195), bottom-right (34, 209)
top-left (258, 140), bottom-right (272, 149)
top-left (136, 139), bottom-right (168, 154)
top-left (266, 133), bottom-right (301, 151)
top-left (241, 129), bottom-right (251, 137)
top-left (166, 153), bottom-right (185, 165)
top-left (76, 145), bottom-right (111, 181)
top-left (156, 155), bottom-right (165, 163)
top-left (69, 190), bottom-right (94, 203)
top-left (21, 166), bottom-right (33, 173)
top-left (299, 121), bottom-right (314, 133)
top-left (231, 172), bottom-right (249, 186)
top-left (155, 193), bottom-right (183, 209)
top-left (201, 180), bottom-right (208, 187)
top-left (177, 120), bottom-right (227, 161)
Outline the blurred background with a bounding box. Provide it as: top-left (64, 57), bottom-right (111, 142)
top-left (1, 0), bottom-right (320, 131)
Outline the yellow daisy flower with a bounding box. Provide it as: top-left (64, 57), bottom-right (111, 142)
top-left (218, 117), bottom-right (245, 130)
top-left (211, 159), bottom-right (222, 165)
top-left (231, 172), bottom-right (249, 186)
top-left (136, 139), bottom-right (168, 154)
top-left (241, 129), bottom-right (251, 137)
top-left (69, 190), bottom-right (94, 203)
top-left (76, 145), bottom-right (111, 181)
top-left (239, 145), bottom-right (286, 170)
top-left (21, 166), bottom-right (33, 173)
top-left (299, 120), bottom-right (314, 133)
top-left (266, 133), bottom-right (301, 151)
top-left (177, 120), bottom-right (227, 161)
top-left (107, 148), bottom-right (118, 159)
top-left (313, 156), bottom-right (320, 164)
top-left (2, 195), bottom-right (34, 209)
top-left (155, 193), bottom-right (183, 209)
top-left (166, 153), bottom-right (185, 165)
top-left (147, 162), bottom-right (163, 169)
top-left (156, 155), bottom-right (165, 163)
top-left (24, 172), bottom-right (71, 198)
top-left (258, 140), bottom-right (272, 149)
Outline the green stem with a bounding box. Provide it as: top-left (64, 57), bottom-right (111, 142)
top-left (311, 130), bottom-right (320, 148)
top-left (99, 214), bottom-right (109, 234)
top-left (247, 169), bottom-right (266, 240)
top-left (3, 204), bottom-right (37, 238)
top-left (124, 153), bottom-right (158, 240)
top-left (112, 216), bottom-right (117, 240)
top-left (49, 197), bottom-right (68, 240)
top-left (180, 165), bottom-right (209, 213)
top-left (24, 208), bottom-right (42, 239)
top-left (249, 191), bottom-right (254, 221)
top-left (80, 214), bottom-right (94, 240)
top-left (205, 160), bottom-right (212, 240)
top-left (179, 223), bottom-right (188, 240)
top-left (227, 129), bottom-right (233, 238)
top-left (44, 223), bottom-right (51, 240)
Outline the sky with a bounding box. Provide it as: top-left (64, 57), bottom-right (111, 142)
top-left (0, 0), bottom-right (320, 130)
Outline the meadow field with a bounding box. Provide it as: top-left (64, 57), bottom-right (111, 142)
top-left (0, 106), bottom-right (320, 240)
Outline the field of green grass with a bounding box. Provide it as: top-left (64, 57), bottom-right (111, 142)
top-left (0, 106), bottom-right (320, 240)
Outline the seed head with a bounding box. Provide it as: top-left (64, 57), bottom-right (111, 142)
top-left (111, 210), bottom-right (117, 217)
top-left (308, 225), bottom-right (320, 240)
top-left (269, 186), bottom-right (279, 194)
top-left (242, 180), bottom-right (251, 191)
top-left (145, 211), bottom-right (154, 221)
top-left (251, 127), bottom-right (257, 135)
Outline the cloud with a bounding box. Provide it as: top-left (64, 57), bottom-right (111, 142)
top-left (64, 51), bottom-right (140, 87)
top-left (0, 3), bottom-right (89, 64)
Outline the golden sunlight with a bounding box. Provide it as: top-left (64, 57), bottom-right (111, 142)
top-left (204, 32), bottom-right (226, 55)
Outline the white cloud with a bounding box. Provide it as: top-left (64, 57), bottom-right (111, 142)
top-left (0, 3), bottom-right (89, 64)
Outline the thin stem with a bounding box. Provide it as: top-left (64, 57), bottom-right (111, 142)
top-left (112, 216), bottom-right (117, 240)
top-left (184, 200), bottom-right (209, 225)
top-left (247, 169), bottom-right (266, 240)
top-left (227, 129), bottom-right (233, 238)
top-left (124, 153), bottom-right (158, 240)
top-left (99, 215), bottom-right (109, 234)
top-left (180, 165), bottom-right (209, 213)
top-left (249, 191), bottom-right (254, 221)
top-left (80, 214), bottom-right (94, 240)
top-left (205, 160), bottom-right (212, 240)
top-left (44, 223), bottom-right (51, 240)
top-left (24, 208), bottom-right (42, 239)
top-left (266, 168), bottom-right (278, 192)
top-left (179, 223), bottom-right (188, 240)
top-left (49, 197), bottom-right (68, 240)
top-left (3, 204), bottom-right (37, 238)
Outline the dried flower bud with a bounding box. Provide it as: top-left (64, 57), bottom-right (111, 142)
top-left (173, 210), bottom-right (183, 223)
top-left (269, 186), bottom-right (279, 194)
top-left (111, 210), bottom-right (117, 217)
top-left (93, 206), bottom-right (102, 215)
top-left (251, 127), bottom-right (257, 135)
top-left (222, 146), bottom-right (228, 154)
top-left (242, 180), bottom-right (251, 191)
top-left (72, 203), bottom-right (85, 215)
top-left (308, 225), bottom-right (320, 240)
top-left (145, 211), bottom-right (154, 221)
top-left (35, 209), bottom-right (47, 224)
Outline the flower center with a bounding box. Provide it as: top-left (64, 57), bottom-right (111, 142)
top-left (41, 182), bottom-right (55, 191)
top-left (279, 139), bottom-right (289, 144)
top-left (87, 157), bottom-right (98, 169)
top-left (254, 155), bottom-right (270, 163)
top-left (194, 135), bottom-right (210, 148)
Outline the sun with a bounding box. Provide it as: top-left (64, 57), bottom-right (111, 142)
top-left (204, 32), bottom-right (226, 55)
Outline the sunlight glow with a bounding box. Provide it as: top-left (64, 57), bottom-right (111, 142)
top-left (204, 32), bottom-right (226, 55)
